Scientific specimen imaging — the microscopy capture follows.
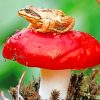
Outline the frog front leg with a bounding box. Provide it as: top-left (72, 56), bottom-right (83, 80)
top-left (27, 23), bottom-right (34, 29)
top-left (36, 19), bottom-right (50, 33)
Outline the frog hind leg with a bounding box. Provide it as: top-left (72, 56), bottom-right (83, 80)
top-left (62, 16), bottom-right (75, 32)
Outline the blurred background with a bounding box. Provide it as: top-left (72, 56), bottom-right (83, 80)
top-left (0, 0), bottom-right (100, 91)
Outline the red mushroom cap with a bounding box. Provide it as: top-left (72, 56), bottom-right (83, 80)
top-left (2, 28), bottom-right (100, 70)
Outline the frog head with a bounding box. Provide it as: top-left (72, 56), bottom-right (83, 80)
top-left (18, 6), bottom-right (41, 23)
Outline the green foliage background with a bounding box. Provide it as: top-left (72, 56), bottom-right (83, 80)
top-left (0, 0), bottom-right (100, 90)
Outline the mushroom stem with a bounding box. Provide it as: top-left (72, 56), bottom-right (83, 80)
top-left (39, 69), bottom-right (71, 99)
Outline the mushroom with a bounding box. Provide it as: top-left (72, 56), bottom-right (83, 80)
top-left (2, 29), bottom-right (100, 99)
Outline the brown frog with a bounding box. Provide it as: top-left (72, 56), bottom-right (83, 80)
top-left (18, 6), bottom-right (75, 33)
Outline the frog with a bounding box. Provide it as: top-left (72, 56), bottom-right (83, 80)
top-left (18, 6), bottom-right (75, 33)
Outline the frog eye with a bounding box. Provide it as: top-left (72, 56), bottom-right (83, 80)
top-left (24, 8), bottom-right (41, 18)
top-left (24, 8), bottom-right (32, 14)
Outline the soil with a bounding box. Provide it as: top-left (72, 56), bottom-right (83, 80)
top-left (10, 68), bottom-right (100, 100)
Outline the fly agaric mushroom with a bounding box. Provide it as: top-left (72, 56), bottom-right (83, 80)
top-left (2, 29), bottom-right (100, 99)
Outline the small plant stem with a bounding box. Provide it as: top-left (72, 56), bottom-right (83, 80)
top-left (0, 91), bottom-right (10, 100)
top-left (16, 71), bottom-right (26, 100)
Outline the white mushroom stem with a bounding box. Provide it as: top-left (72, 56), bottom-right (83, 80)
top-left (39, 69), bottom-right (71, 99)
